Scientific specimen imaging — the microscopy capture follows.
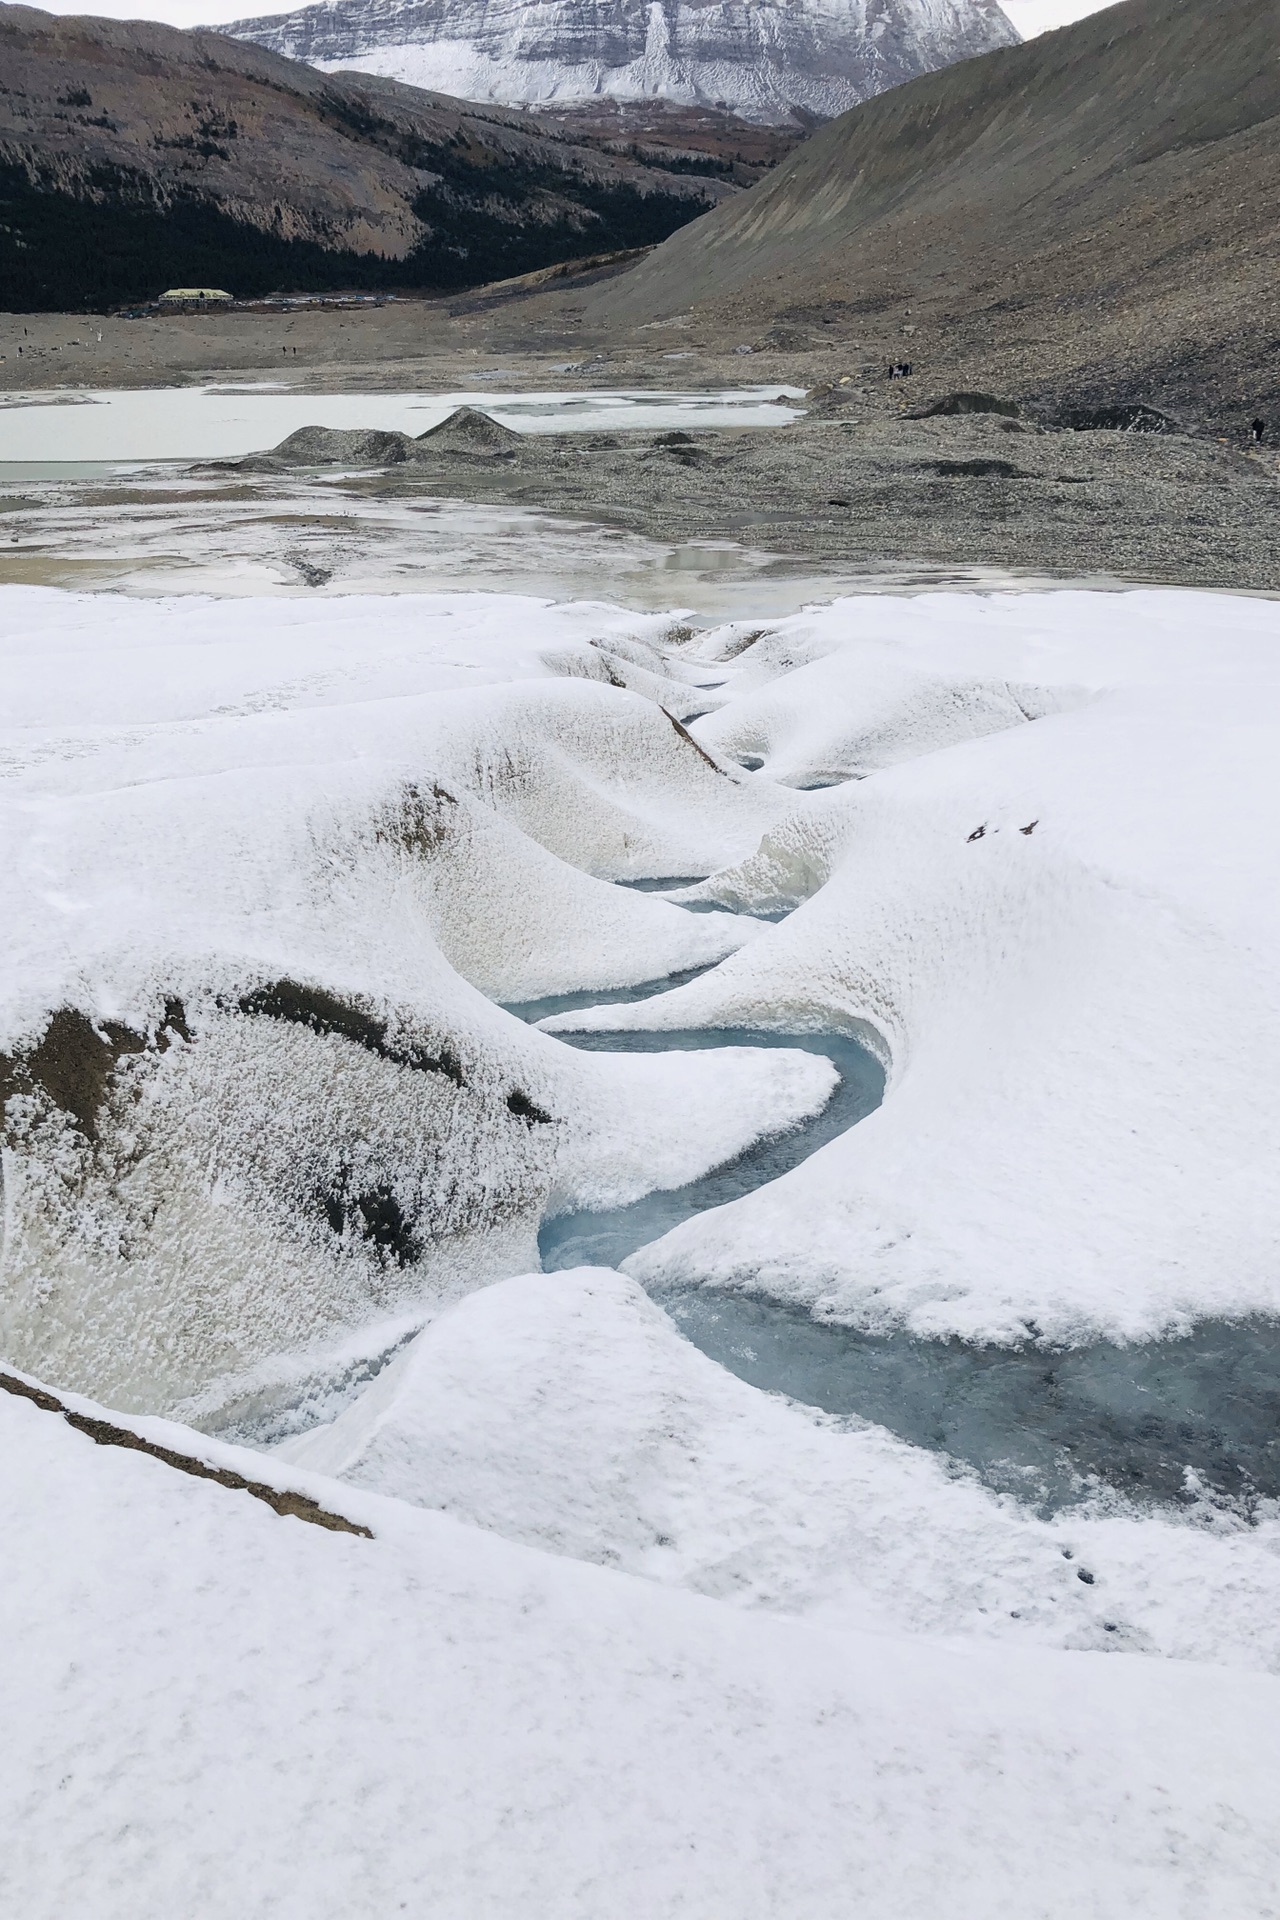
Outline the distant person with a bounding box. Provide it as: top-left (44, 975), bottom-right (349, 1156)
top-left (1250, 418), bottom-right (1266, 442)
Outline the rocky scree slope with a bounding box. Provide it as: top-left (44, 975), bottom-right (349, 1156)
top-left (223, 0), bottom-right (1018, 130)
top-left (0, 4), bottom-right (733, 309)
top-left (583, 0), bottom-right (1280, 434)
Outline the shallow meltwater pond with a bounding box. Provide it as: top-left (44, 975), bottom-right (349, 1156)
top-left (0, 472), bottom-right (908, 611)
top-left (658, 1292), bottom-right (1280, 1511)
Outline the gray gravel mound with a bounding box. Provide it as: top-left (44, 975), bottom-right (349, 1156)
top-left (266, 426), bottom-right (423, 467)
top-left (415, 407), bottom-right (524, 456)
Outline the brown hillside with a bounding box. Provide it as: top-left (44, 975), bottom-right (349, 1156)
top-left (584, 0), bottom-right (1280, 431)
top-left (0, 3), bottom-right (735, 307)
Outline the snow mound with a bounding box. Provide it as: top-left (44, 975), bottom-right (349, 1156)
top-left (4, 1379), bottom-right (1280, 1917)
top-left (285, 1265), bottom-right (1280, 1670)
top-left (550, 589), bottom-right (1280, 1345)
top-left (0, 588), bottom-right (808, 1410)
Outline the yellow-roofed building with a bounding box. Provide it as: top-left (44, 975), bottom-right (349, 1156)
top-left (159, 289), bottom-right (233, 307)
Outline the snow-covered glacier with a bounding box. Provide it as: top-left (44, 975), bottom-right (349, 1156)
top-left (6, 555), bottom-right (1280, 1914)
top-left (222, 0), bottom-right (1019, 126)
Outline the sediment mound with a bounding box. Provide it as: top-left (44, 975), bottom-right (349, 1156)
top-left (263, 426), bottom-right (423, 467)
top-left (415, 407), bottom-right (524, 457)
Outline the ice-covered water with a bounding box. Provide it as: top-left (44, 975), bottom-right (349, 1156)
top-left (0, 384), bottom-right (805, 462)
top-left (501, 961), bottom-right (717, 1025)
top-left (660, 1292), bottom-right (1280, 1510)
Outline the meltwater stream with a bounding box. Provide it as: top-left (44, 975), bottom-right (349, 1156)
top-left (535, 1029), bottom-right (883, 1272)
top-left (208, 886), bottom-right (1280, 1513)
top-left (507, 929), bottom-right (1280, 1514)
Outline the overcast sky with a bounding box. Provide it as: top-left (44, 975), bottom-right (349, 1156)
top-left (25, 0), bottom-right (1123, 36)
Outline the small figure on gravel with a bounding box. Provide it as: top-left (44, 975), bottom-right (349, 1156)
top-left (1249, 418), bottom-right (1266, 442)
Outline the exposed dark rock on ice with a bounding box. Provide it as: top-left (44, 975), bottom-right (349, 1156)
top-left (0, 1364), bottom-right (373, 1534)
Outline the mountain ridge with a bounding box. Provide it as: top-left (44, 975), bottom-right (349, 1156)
top-left (0, 3), bottom-right (739, 308)
top-left (223, 0), bottom-right (1019, 129)
top-left (578, 0), bottom-right (1280, 432)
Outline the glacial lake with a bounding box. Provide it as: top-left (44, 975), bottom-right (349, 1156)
top-left (0, 383), bottom-right (805, 462)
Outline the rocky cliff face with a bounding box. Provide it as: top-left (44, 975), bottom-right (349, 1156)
top-left (0, 4), bottom-right (735, 309)
top-left (224, 0), bottom-right (1019, 127)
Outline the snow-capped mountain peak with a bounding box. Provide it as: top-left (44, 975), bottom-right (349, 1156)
top-left (223, 0), bottom-right (1020, 128)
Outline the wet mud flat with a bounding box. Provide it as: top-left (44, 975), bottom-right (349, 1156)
top-left (0, 447), bottom-right (1130, 609)
top-left (250, 405), bottom-right (1280, 592)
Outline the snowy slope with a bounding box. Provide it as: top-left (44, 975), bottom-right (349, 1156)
top-left (224, 0), bottom-right (1019, 126)
top-left (284, 1263), bottom-right (1280, 1672)
top-left (3, 1377), bottom-right (1280, 1918)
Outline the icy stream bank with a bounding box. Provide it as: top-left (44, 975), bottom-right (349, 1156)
top-left (524, 995), bottom-right (1280, 1511)
top-left (511, 900), bottom-right (1280, 1512)
top-left (538, 1030), bottom-right (884, 1272)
